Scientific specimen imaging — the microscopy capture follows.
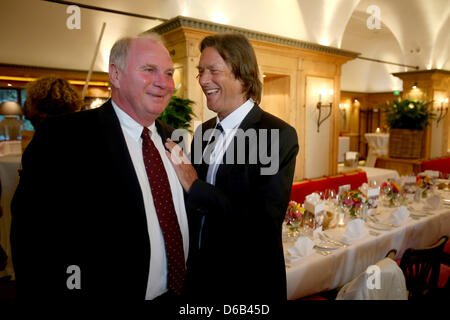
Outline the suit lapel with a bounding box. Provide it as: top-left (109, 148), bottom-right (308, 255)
top-left (194, 118), bottom-right (217, 180)
top-left (155, 119), bottom-right (172, 142)
top-left (97, 100), bottom-right (146, 215)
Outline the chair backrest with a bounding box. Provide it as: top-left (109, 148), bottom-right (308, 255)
top-left (420, 157), bottom-right (450, 175)
top-left (399, 235), bottom-right (449, 299)
top-left (336, 256), bottom-right (407, 300)
top-left (290, 170), bottom-right (368, 204)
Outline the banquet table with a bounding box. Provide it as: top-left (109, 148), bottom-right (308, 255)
top-left (339, 166), bottom-right (400, 186)
top-left (0, 154), bottom-right (21, 279)
top-left (0, 141), bottom-right (22, 156)
top-left (284, 190), bottom-right (450, 300)
top-left (365, 133), bottom-right (389, 167)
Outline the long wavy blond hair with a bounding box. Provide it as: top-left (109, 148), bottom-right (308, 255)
top-left (24, 76), bottom-right (83, 129)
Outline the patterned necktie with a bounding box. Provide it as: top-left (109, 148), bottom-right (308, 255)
top-left (141, 127), bottom-right (186, 295)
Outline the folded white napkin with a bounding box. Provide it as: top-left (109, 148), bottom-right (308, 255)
top-left (313, 226), bottom-right (323, 240)
top-left (423, 170), bottom-right (439, 178)
top-left (426, 194), bottom-right (441, 210)
top-left (286, 236), bottom-right (315, 264)
top-left (390, 206), bottom-right (410, 226)
top-left (341, 219), bottom-right (369, 244)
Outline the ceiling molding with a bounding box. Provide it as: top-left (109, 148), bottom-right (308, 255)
top-left (392, 69), bottom-right (450, 76)
top-left (151, 16), bottom-right (360, 59)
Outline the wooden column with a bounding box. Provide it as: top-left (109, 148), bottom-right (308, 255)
top-left (152, 16), bottom-right (358, 181)
top-left (392, 69), bottom-right (450, 159)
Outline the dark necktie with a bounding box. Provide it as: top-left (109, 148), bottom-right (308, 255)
top-left (198, 123), bottom-right (224, 248)
top-left (141, 127), bottom-right (186, 295)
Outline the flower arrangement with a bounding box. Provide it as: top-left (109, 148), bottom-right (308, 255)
top-left (285, 201), bottom-right (304, 224)
top-left (415, 175), bottom-right (433, 197)
top-left (284, 201), bottom-right (305, 236)
top-left (381, 181), bottom-right (401, 206)
top-left (340, 190), bottom-right (368, 217)
top-left (415, 175), bottom-right (433, 189)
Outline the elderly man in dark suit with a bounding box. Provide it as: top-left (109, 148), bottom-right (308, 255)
top-left (166, 33), bottom-right (299, 301)
top-left (11, 33), bottom-right (189, 300)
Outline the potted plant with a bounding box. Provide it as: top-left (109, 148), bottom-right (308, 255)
top-left (158, 93), bottom-right (196, 132)
top-left (383, 99), bottom-right (435, 159)
top-left (158, 92), bottom-right (196, 153)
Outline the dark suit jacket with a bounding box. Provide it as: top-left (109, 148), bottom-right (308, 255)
top-left (185, 104), bottom-right (299, 302)
top-left (10, 100), bottom-right (176, 299)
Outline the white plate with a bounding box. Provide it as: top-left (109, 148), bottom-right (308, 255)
top-left (422, 206), bottom-right (437, 213)
top-left (314, 242), bottom-right (340, 250)
top-left (366, 222), bottom-right (392, 231)
top-left (410, 212), bottom-right (427, 218)
top-left (408, 207), bottom-right (430, 216)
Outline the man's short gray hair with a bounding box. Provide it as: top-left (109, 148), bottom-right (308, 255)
top-left (109, 32), bottom-right (164, 70)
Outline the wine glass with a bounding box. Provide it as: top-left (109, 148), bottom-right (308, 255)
top-left (324, 188), bottom-right (338, 210)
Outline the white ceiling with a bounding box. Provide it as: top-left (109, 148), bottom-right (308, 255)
top-left (1, 0), bottom-right (449, 92)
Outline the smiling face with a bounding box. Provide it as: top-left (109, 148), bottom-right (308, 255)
top-left (110, 38), bottom-right (175, 127)
top-left (197, 47), bottom-right (246, 120)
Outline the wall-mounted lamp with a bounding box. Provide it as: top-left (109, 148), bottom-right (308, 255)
top-left (316, 88), bottom-right (333, 132)
top-left (412, 83), bottom-right (417, 89)
top-left (436, 98), bottom-right (449, 126)
top-left (0, 101), bottom-right (24, 140)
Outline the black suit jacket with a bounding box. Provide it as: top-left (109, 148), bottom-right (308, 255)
top-left (185, 104), bottom-right (299, 302)
top-left (10, 100), bottom-right (176, 299)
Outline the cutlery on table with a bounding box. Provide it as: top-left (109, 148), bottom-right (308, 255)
top-left (313, 246), bottom-right (331, 256)
top-left (368, 215), bottom-right (394, 228)
top-left (321, 232), bottom-right (349, 247)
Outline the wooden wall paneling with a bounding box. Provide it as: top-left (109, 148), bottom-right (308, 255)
top-left (295, 64), bottom-right (306, 181)
top-left (261, 75), bottom-right (290, 123)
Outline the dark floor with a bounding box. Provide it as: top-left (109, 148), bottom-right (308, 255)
top-left (0, 276), bottom-right (16, 300)
top-left (0, 276), bottom-right (447, 301)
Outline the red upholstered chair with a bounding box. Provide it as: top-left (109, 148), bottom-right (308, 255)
top-left (290, 177), bottom-right (329, 204)
top-left (343, 170), bottom-right (368, 189)
top-left (325, 170), bottom-right (368, 193)
top-left (290, 180), bottom-right (313, 205)
top-left (326, 174), bottom-right (348, 193)
top-left (421, 157), bottom-right (450, 176)
top-left (290, 171), bottom-right (368, 205)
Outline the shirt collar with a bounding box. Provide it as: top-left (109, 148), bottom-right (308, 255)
top-left (216, 98), bottom-right (254, 130)
top-left (111, 99), bottom-right (156, 141)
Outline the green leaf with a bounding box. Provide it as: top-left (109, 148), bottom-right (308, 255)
top-left (382, 99), bottom-right (435, 130)
top-left (158, 92), bottom-right (196, 133)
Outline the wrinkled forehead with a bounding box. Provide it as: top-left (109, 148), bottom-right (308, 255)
top-left (127, 38), bottom-right (173, 67)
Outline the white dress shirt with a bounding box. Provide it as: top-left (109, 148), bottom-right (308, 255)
top-left (206, 99), bottom-right (254, 185)
top-left (112, 101), bottom-right (189, 300)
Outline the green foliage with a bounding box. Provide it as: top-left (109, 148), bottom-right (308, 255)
top-left (384, 99), bottom-right (435, 130)
top-left (158, 94), bottom-right (196, 132)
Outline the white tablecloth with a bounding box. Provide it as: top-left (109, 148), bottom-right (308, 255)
top-left (338, 137), bottom-right (350, 163)
top-left (0, 154), bottom-right (21, 279)
top-left (339, 166), bottom-right (400, 186)
top-left (365, 133), bottom-right (389, 167)
top-left (0, 141), bottom-right (22, 156)
top-left (285, 192), bottom-right (450, 299)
